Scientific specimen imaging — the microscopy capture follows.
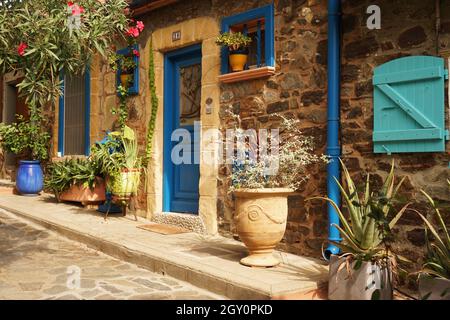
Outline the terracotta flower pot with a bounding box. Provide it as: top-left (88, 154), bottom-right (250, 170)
top-left (233, 188), bottom-right (293, 267)
top-left (229, 50), bottom-right (248, 72)
top-left (120, 73), bottom-right (133, 87)
top-left (59, 178), bottom-right (106, 205)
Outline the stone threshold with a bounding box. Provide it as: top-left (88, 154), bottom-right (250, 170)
top-left (0, 191), bottom-right (328, 300)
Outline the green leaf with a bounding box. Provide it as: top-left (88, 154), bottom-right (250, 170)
top-left (371, 289), bottom-right (381, 300)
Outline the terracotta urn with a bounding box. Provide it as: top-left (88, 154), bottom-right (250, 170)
top-left (233, 188), bottom-right (293, 267)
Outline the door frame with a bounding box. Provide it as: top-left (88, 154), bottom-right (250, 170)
top-left (163, 44), bottom-right (202, 213)
top-left (58, 69), bottom-right (91, 156)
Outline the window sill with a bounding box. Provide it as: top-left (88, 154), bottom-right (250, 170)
top-left (218, 66), bottom-right (275, 84)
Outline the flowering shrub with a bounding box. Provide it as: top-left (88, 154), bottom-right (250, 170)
top-left (216, 32), bottom-right (252, 51)
top-left (109, 19), bottom-right (144, 74)
top-left (0, 0), bottom-right (130, 160)
top-left (224, 108), bottom-right (328, 191)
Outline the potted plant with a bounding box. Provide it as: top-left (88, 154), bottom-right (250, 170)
top-left (216, 31), bottom-right (252, 72)
top-left (308, 160), bottom-right (410, 300)
top-left (0, 115), bottom-right (50, 196)
top-left (0, 1), bottom-right (131, 194)
top-left (114, 53), bottom-right (137, 88)
top-left (91, 125), bottom-right (142, 200)
top-left (45, 158), bottom-right (106, 206)
top-left (111, 125), bottom-right (142, 198)
top-left (415, 187), bottom-right (450, 300)
top-left (110, 20), bottom-right (144, 89)
top-left (226, 112), bottom-right (327, 267)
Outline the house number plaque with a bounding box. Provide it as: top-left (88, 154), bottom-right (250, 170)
top-left (172, 30), bottom-right (181, 42)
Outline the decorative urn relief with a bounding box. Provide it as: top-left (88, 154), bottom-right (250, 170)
top-left (233, 188), bottom-right (293, 267)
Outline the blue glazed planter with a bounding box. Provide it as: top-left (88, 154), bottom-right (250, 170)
top-left (16, 160), bottom-right (44, 196)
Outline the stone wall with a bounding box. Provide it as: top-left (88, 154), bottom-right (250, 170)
top-left (339, 0), bottom-right (450, 267)
top-left (218, 0), bottom-right (330, 258)
top-left (88, 0), bottom-right (450, 265)
top-left (218, 0), bottom-right (450, 266)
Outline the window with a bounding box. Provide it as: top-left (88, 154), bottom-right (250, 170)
top-left (220, 4), bottom-right (274, 76)
top-left (58, 70), bottom-right (90, 156)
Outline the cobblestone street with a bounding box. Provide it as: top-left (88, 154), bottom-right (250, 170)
top-left (0, 209), bottom-right (223, 300)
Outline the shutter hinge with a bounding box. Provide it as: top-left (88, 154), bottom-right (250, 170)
top-left (445, 130), bottom-right (450, 140)
top-left (445, 69), bottom-right (449, 80)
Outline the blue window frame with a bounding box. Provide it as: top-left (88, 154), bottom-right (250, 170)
top-left (220, 4), bottom-right (275, 74)
top-left (116, 44), bottom-right (140, 95)
top-left (58, 69), bottom-right (91, 156)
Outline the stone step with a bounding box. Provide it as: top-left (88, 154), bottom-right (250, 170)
top-left (0, 193), bottom-right (328, 300)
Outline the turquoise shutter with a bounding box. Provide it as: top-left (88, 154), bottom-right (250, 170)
top-left (373, 56), bottom-right (448, 154)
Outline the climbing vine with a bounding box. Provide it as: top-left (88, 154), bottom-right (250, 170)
top-left (144, 39), bottom-right (159, 166)
top-left (112, 84), bottom-right (129, 130)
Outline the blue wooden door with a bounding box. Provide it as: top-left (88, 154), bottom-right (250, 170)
top-left (163, 45), bottom-right (201, 214)
top-left (373, 56), bottom-right (448, 154)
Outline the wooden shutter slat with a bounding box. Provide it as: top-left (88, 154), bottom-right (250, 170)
top-left (377, 84), bottom-right (436, 128)
top-left (373, 128), bottom-right (443, 142)
top-left (373, 66), bottom-right (443, 85)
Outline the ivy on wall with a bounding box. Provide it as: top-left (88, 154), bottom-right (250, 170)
top-left (144, 39), bottom-right (159, 166)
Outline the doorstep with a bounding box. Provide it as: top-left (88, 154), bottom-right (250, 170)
top-left (0, 189), bottom-right (328, 300)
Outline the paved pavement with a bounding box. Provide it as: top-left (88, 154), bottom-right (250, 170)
top-left (0, 192), bottom-right (329, 299)
top-left (0, 210), bottom-right (223, 300)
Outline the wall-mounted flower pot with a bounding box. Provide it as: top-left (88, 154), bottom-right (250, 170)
top-left (229, 49), bottom-right (248, 72)
top-left (233, 188), bottom-right (293, 267)
top-left (328, 255), bottom-right (393, 300)
top-left (16, 160), bottom-right (44, 196)
top-left (58, 178), bottom-right (106, 206)
top-left (111, 169), bottom-right (140, 198)
top-left (418, 274), bottom-right (450, 300)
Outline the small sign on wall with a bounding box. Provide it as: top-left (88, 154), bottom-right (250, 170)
top-left (172, 30), bottom-right (181, 42)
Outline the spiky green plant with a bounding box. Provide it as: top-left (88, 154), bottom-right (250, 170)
top-left (417, 186), bottom-right (450, 280)
top-left (44, 158), bottom-right (103, 196)
top-left (308, 159), bottom-right (410, 262)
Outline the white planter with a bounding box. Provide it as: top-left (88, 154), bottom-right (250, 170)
top-left (418, 274), bottom-right (450, 300)
top-left (328, 255), bottom-right (393, 300)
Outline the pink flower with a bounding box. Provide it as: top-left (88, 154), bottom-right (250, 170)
top-left (68, 1), bottom-right (74, 6)
top-left (136, 21), bottom-right (144, 32)
top-left (17, 42), bottom-right (27, 56)
top-left (70, 3), bottom-right (84, 16)
top-left (126, 27), bottom-right (140, 38)
top-left (133, 49), bottom-right (140, 57)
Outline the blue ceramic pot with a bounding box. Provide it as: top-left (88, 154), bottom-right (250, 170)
top-left (16, 160), bottom-right (44, 196)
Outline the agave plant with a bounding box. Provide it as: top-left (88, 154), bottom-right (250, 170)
top-left (309, 159), bottom-right (409, 261)
top-left (416, 186), bottom-right (450, 280)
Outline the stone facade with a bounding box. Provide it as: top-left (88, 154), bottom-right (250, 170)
top-left (1, 0), bottom-right (449, 269)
